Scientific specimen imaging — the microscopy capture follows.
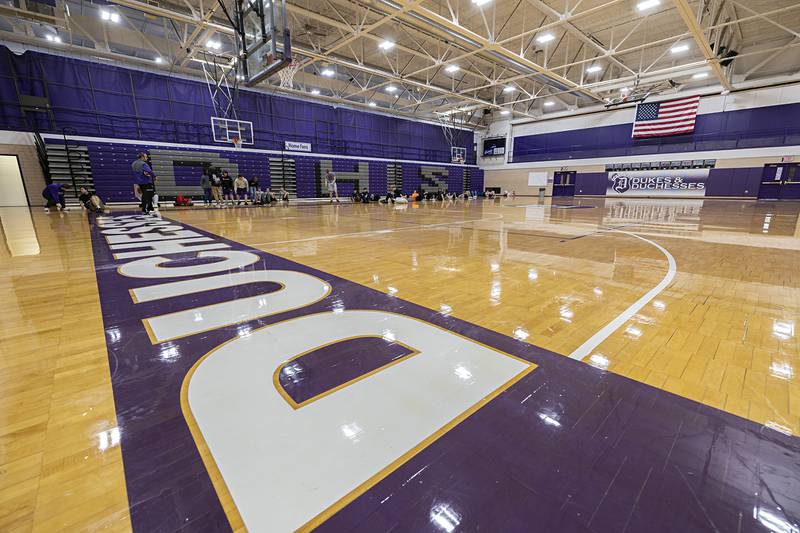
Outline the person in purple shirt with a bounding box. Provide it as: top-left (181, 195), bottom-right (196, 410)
top-left (42, 183), bottom-right (71, 212)
top-left (131, 152), bottom-right (157, 213)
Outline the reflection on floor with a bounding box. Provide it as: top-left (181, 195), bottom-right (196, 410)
top-left (1, 197), bottom-right (799, 532)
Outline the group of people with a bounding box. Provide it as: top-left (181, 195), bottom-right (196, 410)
top-left (200, 169), bottom-right (289, 208)
top-left (377, 188), bottom-right (478, 204)
top-left (43, 152), bottom-right (488, 216)
top-left (42, 183), bottom-right (105, 213)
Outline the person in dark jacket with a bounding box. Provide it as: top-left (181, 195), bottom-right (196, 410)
top-left (221, 171), bottom-right (234, 207)
top-left (200, 171), bottom-right (212, 207)
top-left (42, 183), bottom-right (70, 212)
top-left (131, 152), bottom-right (156, 213)
top-left (248, 176), bottom-right (260, 199)
top-left (78, 186), bottom-right (103, 213)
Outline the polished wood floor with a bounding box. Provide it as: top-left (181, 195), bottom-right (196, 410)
top-left (1, 196), bottom-right (799, 531)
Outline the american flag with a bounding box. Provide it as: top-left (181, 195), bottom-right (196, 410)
top-left (632, 95), bottom-right (701, 138)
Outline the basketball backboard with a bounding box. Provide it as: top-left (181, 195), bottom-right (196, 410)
top-left (234, 0), bottom-right (292, 86)
top-left (211, 117), bottom-right (254, 145)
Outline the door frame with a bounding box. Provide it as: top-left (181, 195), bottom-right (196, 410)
top-left (0, 154), bottom-right (30, 207)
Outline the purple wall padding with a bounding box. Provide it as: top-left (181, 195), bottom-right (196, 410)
top-left (295, 157), bottom-right (316, 198)
top-left (575, 172), bottom-right (608, 195)
top-left (574, 168), bottom-right (763, 198)
top-left (706, 168), bottom-right (761, 197)
top-left (447, 167), bottom-right (464, 193)
top-left (513, 103), bottom-right (800, 163)
top-left (471, 168), bottom-right (484, 192)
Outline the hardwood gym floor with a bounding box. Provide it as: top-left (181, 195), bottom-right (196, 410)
top-left (1, 196), bottom-right (798, 531)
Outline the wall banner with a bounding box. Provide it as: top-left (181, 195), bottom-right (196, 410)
top-left (606, 168), bottom-right (709, 197)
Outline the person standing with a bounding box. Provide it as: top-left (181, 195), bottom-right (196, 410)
top-left (200, 171), bottom-right (212, 207)
top-left (210, 170), bottom-right (222, 207)
top-left (234, 174), bottom-right (249, 206)
top-left (131, 152), bottom-right (157, 214)
top-left (325, 169), bottom-right (339, 203)
top-left (221, 170), bottom-right (234, 207)
top-left (42, 183), bottom-right (70, 212)
top-left (248, 175), bottom-right (259, 200)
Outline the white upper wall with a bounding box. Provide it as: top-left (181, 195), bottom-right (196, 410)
top-left (510, 82), bottom-right (800, 138)
top-left (476, 81), bottom-right (800, 170)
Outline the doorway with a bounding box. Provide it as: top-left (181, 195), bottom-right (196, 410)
top-left (0, 155), bottom-right (29, 207)
top-left (552, 171), bottom-right (576, 197)
top-left (758, 163), bottom-right (800, 200)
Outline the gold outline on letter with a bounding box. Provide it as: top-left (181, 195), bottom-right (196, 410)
top-left (273, 335), bottom-right (420, 410)
top-left (180, 310), bottom-right (536, 533)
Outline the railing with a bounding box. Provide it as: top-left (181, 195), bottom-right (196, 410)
top-left (33, 131), bottom-right (51, 183)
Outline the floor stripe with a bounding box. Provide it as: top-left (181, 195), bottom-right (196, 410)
top-left (568, 230), bottom-right (677, 361)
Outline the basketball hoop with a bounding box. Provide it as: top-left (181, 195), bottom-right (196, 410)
top-left (231, 136), bottom-right (242, 150)
top-left (278, 61), bottom-right (302, 89)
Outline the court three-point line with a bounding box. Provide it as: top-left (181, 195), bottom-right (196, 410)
top-left (568, 230), bottom-right (677, 361)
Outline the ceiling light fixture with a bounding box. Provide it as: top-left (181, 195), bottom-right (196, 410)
top-left (46, 34), bottom-right (62, 43)
top-left (385, 85), bottom-right (398, 93)
top-left (321, 68), bottom-right (335, 77)
top-left (311, 89), bottom-right (320, 95)
top-left (693, 72), bottom-right (709, 79)
top-left (586, 65), bottom-right (602, 73)
top-left (444, 64), bottom-right (460, 74)
top-left (503, 86), bottom-right (515, 93)
top-left (368, 101), bottom-right (377, 107)
top-left (500, 109), bottom-right (510, 115)
top-left (637, 0), bottom-right (660, 11)
top-left (472, 0), bottom-right (491, 5)
top-left (536, 33), bottom-right (555, 44)
top-left (100, 10), bottom-right (119, 23)
top-left (378, 40), bottom-right (395, 51)
top-left (544, 100), bottom-right (555, 107)
top-left (671, 43), bottom-right (689, 54)
top-left (154, 57), bottom-right (163, 64)
top-left (206, 40), bottom-right (221, 50)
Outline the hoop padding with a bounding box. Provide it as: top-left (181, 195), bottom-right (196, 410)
top-left (278, 62), bottom-right (302, 89)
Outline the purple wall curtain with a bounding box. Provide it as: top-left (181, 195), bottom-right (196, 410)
top-left (0, 46), bottom-right (474, 164)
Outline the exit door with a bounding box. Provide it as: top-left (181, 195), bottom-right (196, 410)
top-left (758, 163), bottom-right (800, 200)
top-left (552, 171), bottom-right (576, 197)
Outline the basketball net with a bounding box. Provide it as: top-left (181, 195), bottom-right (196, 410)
top-left (231, 136), bottom-right (242, 150)
top-left (278, 61), bottom-right (302, 89)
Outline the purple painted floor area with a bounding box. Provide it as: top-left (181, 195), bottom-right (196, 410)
top-left (88, 215), bottom-right (800, 533)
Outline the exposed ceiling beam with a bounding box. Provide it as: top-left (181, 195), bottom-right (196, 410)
top-left (107, 0), bottom-right (501, 111)
top-left (522, 0), bottom-right (635, 75)
top-left (672, 0), bottom-right (733, 90)
top-left (385, 0), bottom-right (604, 102)
top-left (295, 0), bottom-right (425, 69)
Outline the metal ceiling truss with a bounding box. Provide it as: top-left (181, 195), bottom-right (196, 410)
top-left (2, 0), bottom-right (800, 125)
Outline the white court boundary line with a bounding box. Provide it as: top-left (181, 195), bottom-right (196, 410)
top-left (569, 230), bottom-right (677, 361)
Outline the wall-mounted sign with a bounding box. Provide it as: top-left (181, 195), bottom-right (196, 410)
top-left (607, 169), bottom-right (709, 197)
top-left (285, 141), bottom-right (312, 152)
